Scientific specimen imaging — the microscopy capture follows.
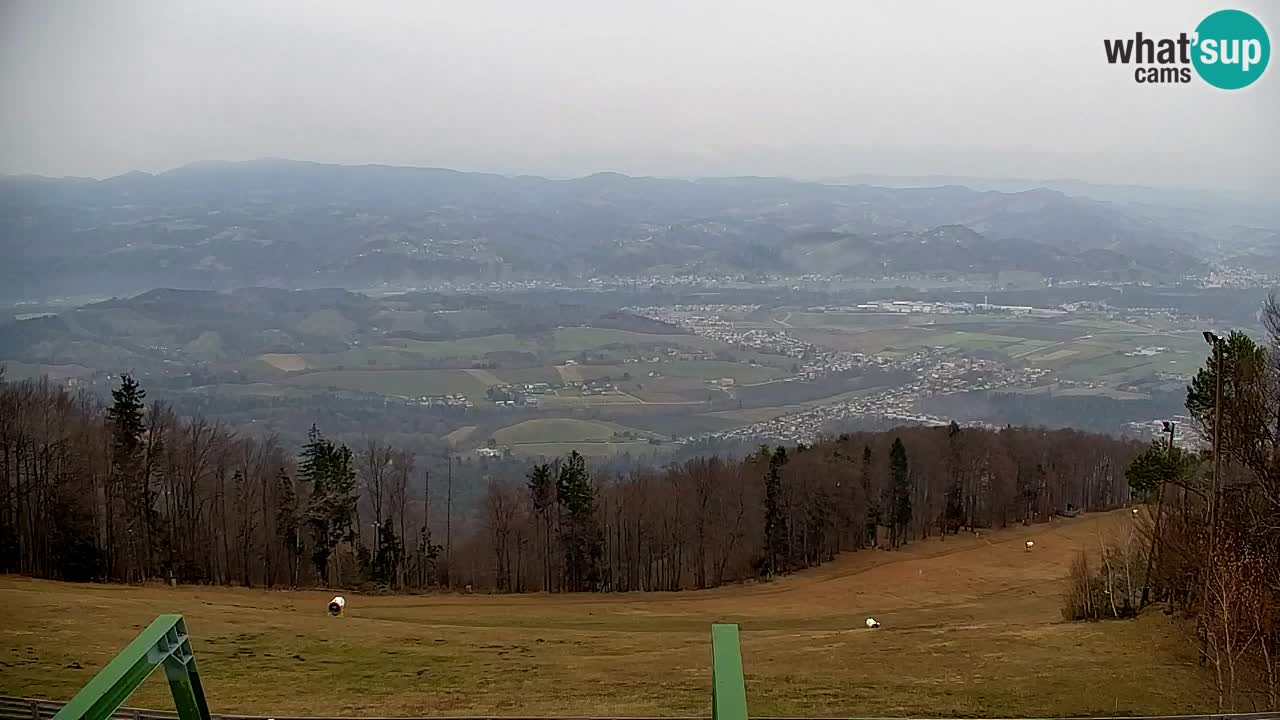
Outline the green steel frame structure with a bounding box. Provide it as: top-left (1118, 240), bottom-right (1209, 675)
top-left (711, 624), bottom-right (749, 720)
top-left (50, 616), bottom-right (748, 720)
top-left (53, 615), bottom-right (211, 720)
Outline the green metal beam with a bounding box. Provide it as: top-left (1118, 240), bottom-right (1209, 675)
top-left (54, 615), bottom-right (210, 720)
top-left (711, 624), bottom-right (748, 720)
top-left (60, 616), bottom-right (741, 720)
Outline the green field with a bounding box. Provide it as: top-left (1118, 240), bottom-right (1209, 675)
top-left (552, 327), bottom-right (721, 353)
top-left (388, 334), bottom-right (535, 359)
top-left (284, 369), bottom-right (492, 399)
top-left (913, 331), bottom-right (1045, 351)
top-left (774, 312), bottom-right (931, 331)
top-left (261, 326), bottom-right (737, 375)
top-left (788, 315), bottom-right (1206, 386)
top-left (792, 327), bottom-right (933, 355)
top-left (492, 418), bottom-right (657, 445)
top-left (612, 412), bottom-right (746, 437)
top-left (555, 361), bottom-right (784, 385)
top-left (491, 367), bottom-right (564, 385)
top-left (0, 361), bottom-right (93, 382)
top-left (637, 360), bottom-right (786, 383)
top-left (1, 512), bottom-right (1212, 717)
top-left (237, 313), bottom-right (1218, 460)
top-left (506, 440), bottom-right (662, 458)
top-left (536, 394), bottom-right (645, 408)
top-left (285, 348), bottom-right (418, 370)
top-left (281, 336), bottom-right (534, 371)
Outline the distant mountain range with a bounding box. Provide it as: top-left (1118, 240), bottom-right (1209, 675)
top-left (0, 159), bottom-right (1223, 300)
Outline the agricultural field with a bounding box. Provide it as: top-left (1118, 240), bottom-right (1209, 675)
top-left (264, 327), bottom-right (758, 405)
top-left (2, 293), bottom-right (1216, 459)
top-left (505, 440), bottom-right (661, 458)
top-left (0, 361), bottom-right (94, 382)
top-left (283, 369), bottom-right (492, 399)
top-left (490, 367), bottom-right (564, 386)
top-left (254, 327), bottom-right (732, 377)
top-left (551, 327), bottom-right (721, 354)
top-left (388, 335), bottom-right (535, 360)
top-left (0, 511), bottom-right (1211, 717)
top-left (788, 311), bottom-right (1208, 388)
top-left (486, 418), bottom-right (665, 458)
top-left (491, 418), bottom-right (658, 445)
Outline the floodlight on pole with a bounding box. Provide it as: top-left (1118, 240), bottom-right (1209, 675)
top-left (1142, 417), bottom-right (1177, 608)
top-left (1201, 330), bottom-right (1223, 598)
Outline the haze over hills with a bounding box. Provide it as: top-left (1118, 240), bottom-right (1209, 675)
top-left (6, 2), bottom-right (1280, 714)
top-left (0, 159), bottom-right (1214, 301)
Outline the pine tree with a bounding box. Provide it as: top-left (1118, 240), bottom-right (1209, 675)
top-left (107, 375), bottom-right (147, 458)
top-left (274, 467), bottom-right (304, 587)
top-left (808, 483), bottom-right (832, 564)
top-left (527, 463), bottom-right (555, 591)
top-left (944, 422), bottom-right (964, 535)
top-left (299, 426), bottom-right (331, 581)
top-left (556, 452), bottom-right (600, 591)
top-left (890, 437), bottom-right (911, 548)
top-left (763, 446), bottom-right (788, 576)
top-left (861, 445), bottom-right (878, 547)
top-left (300, 426), bottom-right (356, 586)
top-left (107, 374), bottom-right (147, 581)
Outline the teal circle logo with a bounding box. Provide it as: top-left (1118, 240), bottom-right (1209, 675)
top-left (1192, 9), bottom-right (1270, 89)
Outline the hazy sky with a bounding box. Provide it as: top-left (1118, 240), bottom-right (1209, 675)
top-left (1, 0), bottom-right (1276, 190)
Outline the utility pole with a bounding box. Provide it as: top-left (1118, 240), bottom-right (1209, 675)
top-left (1141, 420), bottom-right (1175, 608)
top-left (446, 454), bottom-right (453, 566)
top-left (1203, 332), bottom-right (1223, 549)
top-left (422, 468), bottom-right (430, 587)
top-left (423, 469), bottom-right (430, 529)
top-left (1201, 331), bottom-right (1224, 618)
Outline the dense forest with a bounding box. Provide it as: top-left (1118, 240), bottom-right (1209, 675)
top-left (0, 363), bottom-right (1138, 591)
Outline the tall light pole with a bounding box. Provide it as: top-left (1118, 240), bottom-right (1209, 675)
top-left (445, 453), bottom-right (453, 566)
top-left (1202, 331), bottom-right (1223, 548)
top-left (421, 467), bottom-right (431, 587)
top-left (1141, 420), bottom-right (1176, 608)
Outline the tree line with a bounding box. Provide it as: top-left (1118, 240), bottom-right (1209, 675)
top-left (1, 362), bottom-right (1139, 591)
top-left (0, 371), bottom-right (442, 588)
top-left (462, 423), bottom-right (1135, 592)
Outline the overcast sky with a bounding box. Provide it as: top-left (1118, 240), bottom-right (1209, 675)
top-left (1, 0), bottom-right (1276, 191)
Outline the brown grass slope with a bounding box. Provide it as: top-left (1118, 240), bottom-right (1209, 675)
top-left (0, 511), bottom-right (1209, 717)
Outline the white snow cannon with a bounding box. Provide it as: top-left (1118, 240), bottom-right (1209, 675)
top-left (865, 617), bottom-right (880, 629)
top-left (328, 596), bottom-right (346, 616)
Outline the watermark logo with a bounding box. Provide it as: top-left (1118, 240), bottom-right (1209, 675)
top-left (1193, 10), bottom-right (1270, 89)
top-left (1103, 8), bottom-right (1270, 88)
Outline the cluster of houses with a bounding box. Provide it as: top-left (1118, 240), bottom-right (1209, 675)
top-left (415, 394), bottom-right (473, 408)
